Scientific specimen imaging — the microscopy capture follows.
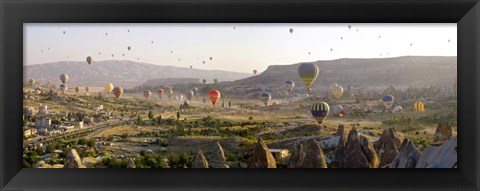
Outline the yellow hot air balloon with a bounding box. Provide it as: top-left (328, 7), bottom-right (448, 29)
top-left (330, 84), bottom-right (344, 99)
top-left (413, 101), bottom-right (425, 112)
top-left (298, 63), bottom-right (320, 88)
top-left (105, 83), bottom-right (114, 94)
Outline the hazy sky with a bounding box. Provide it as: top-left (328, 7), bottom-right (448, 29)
top-left (24, 23), bottom-right (456, 73)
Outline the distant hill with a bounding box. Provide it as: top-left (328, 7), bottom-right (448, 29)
top-left (141, 78), bottom-right (201, 87)
top-left (24, 60), bottom-right (250, 88)
top-left (221, 56), bottom-right (456, 93)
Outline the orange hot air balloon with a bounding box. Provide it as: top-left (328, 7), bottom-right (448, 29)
top-left (208, 89), bottom-right (221, 106)
top-left (75, 87), bottom-right (80, 93)
top-left (112, 87), bottom-right (123, 99)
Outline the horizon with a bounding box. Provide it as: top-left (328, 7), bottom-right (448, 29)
top-left (24, 23), bottom-right (457, 73)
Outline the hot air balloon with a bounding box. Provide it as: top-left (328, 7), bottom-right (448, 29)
top-left (308, 52), bottom-right (311, 55)
top-left (86, 56), bottom-right (93, 65)
top-left (253, 70), bottom-right (257, 75)
top-left (105, 83), bottom-right (114, 94)
top-left (157, 89), bottom-right (164, 99)
top-left (332, 105), bottom-right (345, 116)
top-left (105, 33), bottom-right (108, 36)
top-left (143, 90), bottom-right (152, 99)
top-left (209, 57), bottom-right (213, 61)
top-left (260, 92), bottom-right (271, 106)
top-left (184, 100), bottom-right (190, 106)
top-left (202, 98), bottom-right (207, 104)
top-left (382, 94), bottom-right (394, 109)
top-left (311, 102), bottom-right (330, 124)
top-left (171, 51), bottom-right (173, 53)
top-left (208, 90), bottom-right (221, 106)
top-left (340, 37), bottom-right (343, 40)
top-left (413, 101), bottom-right (425, 112)
top-left (151, 41), bottom-right (154, 44)
top-left (213, 79), bottom-right (218, 84)
top-left (203, 61), bottom-right (206, 64)
top-left (330, 48), bottom-right (333, 52)
top-left (75, 87), bottom-right (80, 93)
top-left (85, 87), bottom-right (90, 94)
top-left (393, 105), bottom-right (403, 113)
top-left (60, 74), bottom-right (68, 84)
top-left (179, 95), bottom-right (184, 102)
top-left (59, 84), bottom-right (68, 94)
top-left (330, 84), bottom-right (344, 99)
top-left (167, 89), bottom-right (174, 100)
top-left (348, 25), bottom-right (351, 30)
top-left (284, 81), bottom-right (295, 92)
top-left (289, 28), bottom-right (294, 34)
top-left (298, 63), bottom-right (319, 88)
top-left (63, 31), bottom-right (66, 34)
top-left (305, 88), bottom-right (313, 95)
top-left (128, 29), bottom-right (130, 32)
top-left (28, 79), bottom-right (36, 86)
top-left (122, 53), bottom-right (125, 57)
top-left (128, 46), bottom-right (131, 51)
top-left (186, 90), bottom-right (194, 101)
top-left (99, 52), bottom-right (101, 55)
top-left (202, 79), bottom-right (207, 85)
top-left (193, 87), bottom-right (199, 96)
top-left (233, 27), bottom-right (236, 30)
top-left (111, 54), bottom-right (114, 58)
top-left (112, 87), bottom-right (123, 99)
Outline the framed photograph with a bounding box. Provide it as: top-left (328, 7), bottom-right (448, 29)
top-left (1, 0), bottom-right (479, 190)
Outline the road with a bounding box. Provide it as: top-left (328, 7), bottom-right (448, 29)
top-left (24, 119), bottom-right (126, 146)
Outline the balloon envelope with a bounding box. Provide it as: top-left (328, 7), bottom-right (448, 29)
top-left (298, 63), bottom-right (319, 88)
top-left (413, 101), bottom-right (425, 112)
top-left (112, 87), bottom-right (123, 99)
top-left (143, 90), bottom-right (152, 99)
top-left (332, 105), bottom-right (344, 116)
top-left (208, 90), bottom-right (221, 106)
top-left (330, 85), bottom-right (344, 99)
top-left (311, 102), bottom-right (330, 124)
top-left (382, 95), bottom-right (395, 109)
top-left (60, 74), bottom-right (68, 84)
top-left (105, 83), bottom-right (114, 94)
top-left (260, 92), bottom-right (271, 106)
top-left (186, 90), bottom-right (194, 101)
top-left (86, 56), bottom-right (93, 65)
top-left (284, 81), bottom-right (295, 92)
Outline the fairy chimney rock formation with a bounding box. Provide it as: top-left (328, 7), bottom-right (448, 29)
top-left (374, 128), bottom-right (402, 167)
top-left (433, 121), bottom-right (453, 143)
top-left (64, 149), bottom-right (86, 168)
top-left (192, 149), bottom-right (209, 168)
top-left (335, 124), bottom-right (345, 136)
top-left (389, 138), bottom-right (422, 168)
top-left (340, 128), bottom-right (380, 168)
top-left (210, 142), bottom-right (229, 168)
top-left (248, 138), bottom-right (277, 168)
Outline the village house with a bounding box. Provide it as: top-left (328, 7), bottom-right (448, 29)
top-left (35, 117), bottom-right (51, 129)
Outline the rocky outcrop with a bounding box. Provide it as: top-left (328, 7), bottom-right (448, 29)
top-left (331, 130), bottom-right (347, 167)
top-left (248, 138), bottom-right (276, 168)
top-left (433, 121), bottom-right (453, 143)
top-left (374, 128), bottom-right (402, 167)
top-left (64, 149), bottom-right (86, 168)
top-left (127, 158), bottom-right (136, 168)
top-left (288, 138), bottom-right (327, 168)
top-left (339, 128), bottom-right (379, 168)
top-left (192, 149), bottom-right (209, 168)
top-left (81, 157), bottom-right (99, 168)
top-left (335, 124), bottom-right (345, 136)
top-left (302, 138), bottom-right (327, 168)
top-left (416, 137), bottom-right (457, 168)
top-left (209, 142), bottom-right (229, 168)
top-left (287, 141), bottom-right (305, 168)
top-left (389, 139), bottom-right (422, 168)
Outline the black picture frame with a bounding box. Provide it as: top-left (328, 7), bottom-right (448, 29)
top-left (1, 0), bottom-right (479, 190)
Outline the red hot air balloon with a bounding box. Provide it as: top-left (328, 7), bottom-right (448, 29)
top-left (157, 89), bottom-right (164, 99)
top-left (208, 90), bottom-right (221, 106)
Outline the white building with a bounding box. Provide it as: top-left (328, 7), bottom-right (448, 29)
top-left (35, 117), bottom-right (51, 129)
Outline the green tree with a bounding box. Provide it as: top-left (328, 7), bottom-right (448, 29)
top-left (137, 115), bottom-right (142, 125)
top-left (86, 139), bottom-right (96, 148)
top-left (157, 115), bottom-right (162, 125)
top-left (148, 111), bottom-right (154, 120)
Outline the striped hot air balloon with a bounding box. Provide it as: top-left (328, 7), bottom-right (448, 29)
top-left (112, 87), bottom-right (123, 99)
top-left (298, 63), bottom-right (319, 88)
top-left (143, 90), bottom-right (152, 99)
top-left (413, 101), bottom-right (425, 112)
top-left (208, 89), bottom-right (221, 106)
top-left (382, 94), bottom-right (394, 109)
top-left (311, 102), bottom-right (330, 124)
top-left (157, 89), bottom-right (164, 99)
top-left (260, 92), bottom-right (271, 106)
